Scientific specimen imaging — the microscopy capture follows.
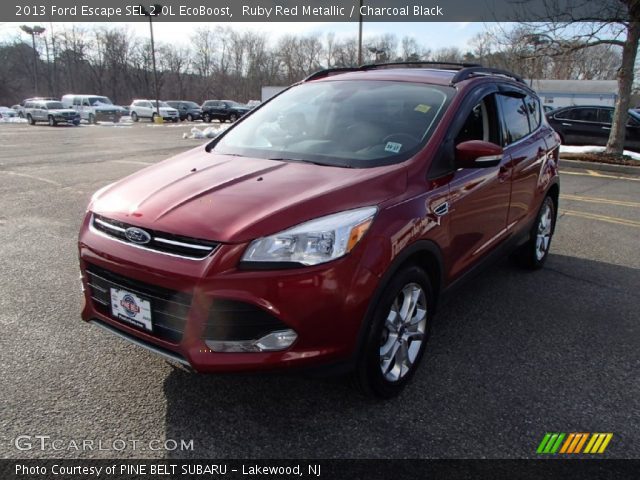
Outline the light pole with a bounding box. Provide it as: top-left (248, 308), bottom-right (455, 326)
top-left (357, 0), bottom-right (363, 65)
top-left (20, 25), bottom-right (45, 95)
top-left (141, 5), bottom-right (162, 121)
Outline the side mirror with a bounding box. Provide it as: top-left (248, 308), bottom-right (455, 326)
top-left (455, 140), bottom-right (503, 168)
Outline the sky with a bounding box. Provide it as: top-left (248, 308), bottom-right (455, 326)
top-left (0, 21), bottom-right (487, 51)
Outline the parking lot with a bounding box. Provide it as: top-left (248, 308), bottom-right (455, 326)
top-left (0, 121), bottom-right (638, 459)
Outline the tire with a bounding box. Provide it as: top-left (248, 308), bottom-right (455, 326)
top-left (186, 114), bottom-right (193, 122)
top-left (229, 113), bottom-right (238, 122)
top-left (356, 265), bottom-right (434, 398)
top-left (131, 112), bottom-right (139, 122)
top-left (88, 113), bottom-right (96, 124)
top-left (48, 116), bottom-right (57, 127)
top-left (515, 195), bottom-right (556, 269)
top-left (19, 112), bottom-right (24, 119)
top-left (172, 117), bottom-right (178, 123)
top-left (203, 113), bottom-right (211, 123)
top-left (27, 114), bottom-right (35, 125)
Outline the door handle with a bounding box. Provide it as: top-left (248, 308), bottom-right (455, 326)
top-left (561, 122), bottom-right (572, 126)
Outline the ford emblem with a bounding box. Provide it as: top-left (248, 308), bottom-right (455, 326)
top-left (125, 227), bottom-right (151, 245)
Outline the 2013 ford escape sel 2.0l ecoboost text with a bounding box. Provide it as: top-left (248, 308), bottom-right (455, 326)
top-left (79, 63), bottom-right (560, 397)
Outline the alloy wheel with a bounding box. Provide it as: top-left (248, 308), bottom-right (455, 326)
top-left (535, 201), bottom-right (553, 261)
top-left (379, 283), bottom-right (427, 382)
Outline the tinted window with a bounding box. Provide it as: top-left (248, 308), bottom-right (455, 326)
top-left (557, 107), bottom-right (598, 122)
top-left (525, 95), bottom-right (541, 131)
top-left (597, 108), bottom-right (613, 124)
top-left (498, 95), bottom-right (530, 144)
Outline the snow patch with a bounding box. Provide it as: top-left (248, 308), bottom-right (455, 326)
top-left (184, 125), bottom-right (227, 139)
top-left (0, 117), bottom-right (28, 124)
top-left (560, 145), bottom-right (640, 161)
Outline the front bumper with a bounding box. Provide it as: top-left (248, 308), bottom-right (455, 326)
top-left (78, 214), bottom-right (379, 373)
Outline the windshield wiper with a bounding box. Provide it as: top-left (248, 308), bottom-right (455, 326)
top-left (267, 157), bottom-right (351, 168)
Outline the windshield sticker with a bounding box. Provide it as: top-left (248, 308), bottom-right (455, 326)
top-left (385, 142), bottom-right (402, 153)
top-left (414, 104), bottom-right (432, 113)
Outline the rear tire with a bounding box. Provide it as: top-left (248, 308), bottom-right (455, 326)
top-left (515, 195), bottom-right (556, 269)
top-left (229, 113), bottom-right (238, 122)
top-left (356, 265), bottom-right (433, 398)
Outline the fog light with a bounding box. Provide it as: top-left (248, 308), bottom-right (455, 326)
top-left (205, 329), bottom-right (297, 353)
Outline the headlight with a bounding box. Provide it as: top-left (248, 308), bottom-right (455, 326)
top-left (242, 206), bottom-right (377, 266)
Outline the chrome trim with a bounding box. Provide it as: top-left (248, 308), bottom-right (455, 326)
top-left (89, 215), bottom-right (212, 261)
top-left (90, 319), bottom-right (191, 367)
top-left (153, 236), bottom-right (213, 251)
top-left (90, 295), bottom-right (109, 306)
top-left (433, 202), bottom-right (449, 216)
top-left (94, 216), bottom-right (126, 233)
top-left (475, 154), bottom-right (502, 163)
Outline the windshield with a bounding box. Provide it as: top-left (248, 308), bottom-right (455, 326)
top-left (89, 96), bottom-right (113, 106)
top-left (185, 102), bottom-right (200, 109)
top-left (224, 100), bottom-right (245, 107)
top-left (213, 80), bottom-right (452, 168)
top-left (45, 102), bottom-right (65, 109)
top-left (151, 101), bottom-right (171, 108)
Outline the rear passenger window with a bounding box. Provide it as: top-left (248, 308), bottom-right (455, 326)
top-left (597, 108), bottom-right (613, 124)
top-left (525, 95), bottom-right (541, 131)
top-left (498, 95), bottom-right (530, 144)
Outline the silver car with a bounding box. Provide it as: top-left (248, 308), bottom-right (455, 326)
top-left (24, 100), bottom-right (81, 126)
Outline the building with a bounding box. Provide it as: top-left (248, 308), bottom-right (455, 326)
top-left (527, 79), bottom-right (618, 108)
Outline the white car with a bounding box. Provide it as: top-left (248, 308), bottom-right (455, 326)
top-left (61, 94), bottom-right (126, 123)
top-left (129, 100), bottom-right (179, 122)
top-left (0, 106), bottom-right (17, 119)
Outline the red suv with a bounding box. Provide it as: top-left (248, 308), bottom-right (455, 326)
top-left (79, 63), bottom-right (560, 397)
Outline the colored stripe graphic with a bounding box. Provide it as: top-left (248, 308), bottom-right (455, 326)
top-left (537, 433), bottom-right (612, 454)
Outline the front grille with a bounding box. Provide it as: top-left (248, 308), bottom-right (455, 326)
top-left (203, 299), bottom-right (289, 341)
top-left (92, 214), bottom-right (219, 259)
top-left (86, 264), bottom-right (192, 344)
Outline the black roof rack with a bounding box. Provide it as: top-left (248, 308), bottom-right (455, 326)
top-left (451, 66), bottom-right (525, 84)
top-left (303, 62), bottom-right (524, 85)
top-left (360, 61), bottom-right (482, 70)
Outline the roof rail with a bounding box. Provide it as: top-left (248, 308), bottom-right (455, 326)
top-left (451, 67), bottom-right (525, 84)
top-left (360, 61), bottom-right (482, 71)
top-left (303, 63), bottom-right (525, 85)
top-left (303, 67), bottom-right (363, 82)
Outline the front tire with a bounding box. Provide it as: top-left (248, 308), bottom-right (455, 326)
top-left (229, 113), bottom-right (238, 122)
top-left (48, 115), bottom-right (57, 127)
top-left (27, 114), bottom-right (35, 125)
top-left (203, 113), bottom-right (211, 123)
top-left (186, 113), bottom-right (194, 122)
top-left (356, 266), bottom-right (433, 398)
top-left (515, 195), bottom-right (556, 269)
top-left (88, 113), bottom-right (96, 124)
top-left (131, 112), bottom-right (139, 122)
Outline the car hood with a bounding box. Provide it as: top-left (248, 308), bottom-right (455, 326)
top-left (50, 109), bottom-right (78, 115)
top-left (91, 147), bottom-right (406, 243)
top-left (160, 107), bottom-right (178, 114)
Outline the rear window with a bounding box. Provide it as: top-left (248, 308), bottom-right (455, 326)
top-left (213, 80), bottom-right (452, 168)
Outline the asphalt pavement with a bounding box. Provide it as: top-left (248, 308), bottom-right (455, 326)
top-left (0, 121), bottom-right (638, 459)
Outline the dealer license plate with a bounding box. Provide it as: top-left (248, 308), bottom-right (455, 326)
top-left (110, 288), bottom-right (152, 331)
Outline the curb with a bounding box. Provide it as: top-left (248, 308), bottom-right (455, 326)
top-left (559, 158), bottom-right (640, 175)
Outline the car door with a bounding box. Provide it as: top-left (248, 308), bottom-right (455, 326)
top-left (565, 107), bottom-right (603, 145)
top-left (501, 92), bottom-right (551, 227)
top-left (447, 91), bottom-right (513, 279)
top-left (35, 103), bottom-right (46, 121)
top-left (624, 112), bottom-right (640, 151)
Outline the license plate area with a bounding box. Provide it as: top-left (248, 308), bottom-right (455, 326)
top-left (110, 288), bottom-right (152, 332)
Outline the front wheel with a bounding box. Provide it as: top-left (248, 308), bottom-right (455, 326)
top-left (356, 265), bottom-right (433, 398)
top-left (131, 112), bottom-right (139, 122)
top-left (48, 115), bottom-right (57, 127)
top-left (186, 113), bottom-right (193, 122)
top-left (515, 195), bottom-right (556, 269)
top-left (229, 113), bottom-right (238, 122)
top-left (88, 113), bottom-right (96, 124)
top-left (27, 114), bottom-right (35, 125)
top-left (203, 113), bottom-right (211, 123)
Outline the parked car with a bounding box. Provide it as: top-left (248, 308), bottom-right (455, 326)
top-left (246, 100), bottom-right (261, 109)
top-left (201, 100), bottom-right (250, 123)
top-left (0, 106), bottom-right (17, 119)
top-left (14, 97), bottom-right (57, 118)
top-left (129, 100), bottom-right (179, 122)
top-left (24, 100), bottom-right (80, 126)
top-left (546, 105), bottom-right (640, 151)
top-left (61, 94), bottom-right (125, 123)
top-left (166, 101), bottom-right (203, 122)
top-left (79, 64), bottom-right (560, 397)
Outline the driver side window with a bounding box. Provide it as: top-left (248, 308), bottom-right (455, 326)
top-left (455, 95), bottom-right (500, 146)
